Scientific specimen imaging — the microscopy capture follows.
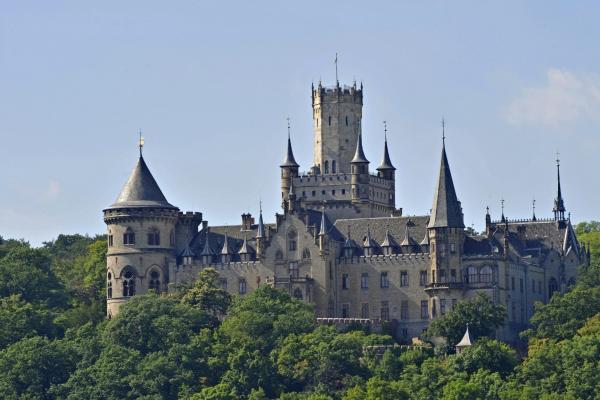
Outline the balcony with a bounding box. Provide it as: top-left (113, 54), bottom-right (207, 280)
top-left (424, 281), bottom-right (465, 291)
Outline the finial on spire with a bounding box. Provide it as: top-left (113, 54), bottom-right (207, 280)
top-left (334, 52), bottom-right (339, 85)
top-left (501, 197), bottom-right (506, 222)
top-left (441, 117), bottom-right (446, 145)
top-left (532, 199), bottom-right (537, 221)
top-left (287, 116), bottom-right (291, 139)
top-left (556, 151), bottom-right (560, 167)
top-left (383, 120), bottom-right (388, 140)
top-left (138, 129), bottom-right (145, 157)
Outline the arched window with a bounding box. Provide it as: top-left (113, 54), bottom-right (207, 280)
top-left (123, 228), bottom-right (135, 246)
top-left (480, 265), bottom-right (493, 283)
top-left (332, 160), bottom-right (336, 173)
top-left (288, 229), bottom-right (297, 252)
top-left (467, 266), bottom-right (478, 283)
top-left (549, 278), bottom-right (559, 296)
top-left (149, 270), bottom-right (160, 293)
top-left (122, 269), bottom-right (136, 297)
top-left (275, 250), bottom-right (283, 260)
top-left (302, 248), bottom-right (311, 259)
top-left (324, 160), bottom-right (329, 174)
top-left (107, 272), bottom-right (112, 299)
top-left (147, 228), bottom-right (160, 246)
top-left (293, 288), bottom-right (303, 300)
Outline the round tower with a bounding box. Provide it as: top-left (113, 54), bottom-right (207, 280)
top-left (280, 133), bottom-right (299, 210)
top-left (103, 151), bottom-right (179, 317)
top-left (350, 133), bottom-right (370, 203)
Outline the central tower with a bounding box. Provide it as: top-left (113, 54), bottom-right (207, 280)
top-left (312, 81), bottom-right (363, 174)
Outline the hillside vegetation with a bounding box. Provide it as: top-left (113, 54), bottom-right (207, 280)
top-left (0, 223), bottom-right (599, 399)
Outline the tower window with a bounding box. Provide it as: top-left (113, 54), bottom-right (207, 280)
top-left (345, 116), bottom-right (348, 126)
top-left (361, 273), bottom-right (369, 289)
top-left (148, 228), bottom-right (160, 246)
top-left (239, 278), bottom-right (247, 294)
top-left (328, 116), bottom-right (331, 126)
top-left (122, 269), bottom-right (136, 297)
top-left (324, 160), bottom-right (329, 174)
top-left (108, 232), bottom-right (114, 247)
top-left (123, 228), bottom-right (135, 246)
top-left (149, 270), bottom-right (160, 293)
top-left (107, 272), bottom-right (112, 299)
top-left (332, 160), bottom-right (336, 173)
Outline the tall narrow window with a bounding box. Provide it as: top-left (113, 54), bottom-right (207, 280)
top-left (328, 116), bottom-right (331, 126)
top-left (361, 273), bottom-right (369, 289)
top-left (107, 273), bottom-right (112, 299)
top-left (468, 266), bottom-right (478, 283)
top-left (420, 270), bottom-right (427, 286)
top-left (342, 273), bottom-right (349, 290)
top-left (421, 300), bottom-right (428, 319)
top-left (380, 301), bottom-right (390, 320)
top-left (239, 279), bottom-right (247, 294)
top-left (332, 160), bottom-right (336, 173)
top-left (480, 266), bottom-right (493, 283)
top-left (440, 299), bottom-right (446, 315)
top-left (549, 278), bottom-right (558, 296)
top-left (324, 160), bottom-right (329, 174)
top-left (289, 262), bottom-right (299, 278)
top-left (400, 271), bottom-right (409, 287)
top-left (345, 116), bottom-right (348, 126)
top-left (149, 271), bottom-right (160, 293)
top-left (401, 301), bottom-right (409, 320)
top-left (361, 303), bottom-right (369, 319)
top-left (148, 228), bottom-right (160, 246)
top-left (108, 233), bottom-right (114, 247)
top-left (122, 270), bottom-right (135, 297)
top-left (219, 278), bottom-right (227, 291)
top-left (380, 272), bottom-right (389, 288)
top-left (342, 303), bottom-right (350, 318)
top-left (123, 228), bottom-right (135, 246)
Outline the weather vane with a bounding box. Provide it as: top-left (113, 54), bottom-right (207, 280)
top-left (286, 116), bottom-right (291, 138)
top-left (383, 120), bottom-right (388, 139)
top-left (138, 130), bottom-right (144, 156)
top-left (441, 117), bottom-right (446, 144)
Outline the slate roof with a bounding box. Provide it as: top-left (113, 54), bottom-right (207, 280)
top-left (428, 144), bottom-right (464, 228)
top-left (281, 135), bottom-right (300, 168)
top-left (377, 138), bottom-right (395, 171)
top-left (351, 133), bottom-right (369, 164)
top-left (107, 156), bottom-right (177, 210)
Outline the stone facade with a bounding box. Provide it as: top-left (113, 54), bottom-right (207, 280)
top-left (103, 80), bottom-right (589, 343)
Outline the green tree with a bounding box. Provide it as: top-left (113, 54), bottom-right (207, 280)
top-left (0, 295), bottom-right (60, 349)
top-left (181, 268), bottom-right (231, 327)
top-left (451, 338), bottom-right (518, 378)
top-left (426, 293), bottom-right (507, 348)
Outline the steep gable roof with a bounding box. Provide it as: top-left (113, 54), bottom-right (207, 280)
top-left (428, 144), bottom-right (464, 228)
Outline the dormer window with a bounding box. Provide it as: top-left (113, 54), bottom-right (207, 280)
top-left (123, 228), bottom-right (135, 246)
top-left (147, 228), bottom-right (160, 246)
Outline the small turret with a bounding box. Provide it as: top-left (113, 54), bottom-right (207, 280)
top-left (220, 231), bottom-right (231, 263)
top-left (376, 128), bottom-right (395, 180)
top-left (256, 205), bottom-right (265, 257)
top-left (553, 156), bottom-right (566, 222)
top-left (200, 228), bottom-right (215, 265)
top-left (238, 233), bottom-right (253, 262)
top-left (318, 207), bottom-right (327, 253)
top-left (280, 125), bottom-right (300, 211)
top-left (351, 133), bottom-right (370, 203)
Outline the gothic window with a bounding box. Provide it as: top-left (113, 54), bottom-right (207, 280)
top-left (332, 160), bottom-right (336, 173)
top-left (549, 278), bottom-right (559, 296)
top-left (288, 229), bottom-right (297, 252)
top-left (123, 228), bottom-right (135, 246)
top-left (480, 265), bottom-right (493, 283)
top-left (149, 270), bottom-right (160, 293)
top-left (107, 272), bottom-right (112, 299)
top-left (289, 262), bottom-right (299, 278)
top-left (324, 160), bottom-right (329, 174)
top-left (361, 273), bottom-right (369, 289)
top-left (467, 266), bottom-right (478, 283)
top-left (238, 278), bottom-right (247, 294)
top-left (148, 228), bottom-right (160, 246)
top-left (293, 288), bottom-right (303, 300)
top-left (122, 269), bottom-right (136, 297)
top-left (380, 272), bottom-right (389, 288)
top-left (302, 249), bottom-right (311, 259)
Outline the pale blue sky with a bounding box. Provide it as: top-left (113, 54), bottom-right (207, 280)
top-left (1, 1), bottom-right (599, 245)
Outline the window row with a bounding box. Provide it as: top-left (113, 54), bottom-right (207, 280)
top-left (108, 228), bottom-right (175, 247)
top-left (302, 189), bottom-right (347, 197)
top-left (106, 270), bottom-right (161, 299)
top-left (341, 270), bottom-right (413, 290)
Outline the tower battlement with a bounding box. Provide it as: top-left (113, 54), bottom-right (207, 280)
top-left (312, 83), bottom-right (363, 106)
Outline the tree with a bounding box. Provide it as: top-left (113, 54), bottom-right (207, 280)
top-left (451, 338), bottom-right (518, 378)
top-left (426, 293), bottom-right (507, 348)
top-left (0, 295), bottom-right (60, 349)
top-left (181, 268), bottom-right (231, 327)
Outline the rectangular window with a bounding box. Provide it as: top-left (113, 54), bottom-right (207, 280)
top-left (302, 191), bottom-right (306, 197)
top-left (341, 189), bottom-right (346, 195)
top-left (219, 278), bottom-right (227, 291)
top-left (312, 191), bottom-right (316, 197)
top-left (439, 269), bottom-right (447, 283)
top-left (238, 279), bottom-right (247, 294)
top-left (380, 272), bottom-right (389, 288)
top-left (289, 240), bottom-right (297, 251)
top-left (332, 190), bottom-right (336, 196)
top-left (400, 271), bottom-right (409, 287)
top-left (401, 300), bottom-right (409, 320)
top-left (440, 299), bottom-right (446, 315)
top-left (421, 300), bottom-right (429, 319)
top-left (420, 270), bottom-right (427, 286)
top-left (451, 298), bottom-right (457, 310)
top-left (289, 262), bottom-right (299, 278)
top-left (520, 278), bottom-right (524, 293)
top-left (342, 273), bottom-right (349, 290)
top-left (381, 301), bottom-right (390, 320)
top-left (450, 269), bottom-right (457, 283)
top-left (108, 235), bottom-right (114, 247)
top-left (361, 273), bottom-right (369, 289)
top-left (511, 277), bottom-right (515, 291)
top-left (450, 243), bottom-right (456, 253)
top-left (342, 303), bottom-right (350, 318)
top-left (361, 303), bottom-right (369, 318)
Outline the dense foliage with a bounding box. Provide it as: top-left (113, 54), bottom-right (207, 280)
top-left (0, 223), bottom-right (599, 399)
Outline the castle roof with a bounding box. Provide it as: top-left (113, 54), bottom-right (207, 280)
top-left (400, 223), bottom-right (418, 247)
top-left (107, 156), bottom-right (177, 210)
top-left (281, 135), bottom-right (300, 168)
top-left (456, 326), bottom-right (473, 348)
top-left (377, 137), bottom-right (395, 171)
top-left (428, 143), bottom-right (464, 228)
top-left (351, 133), bottom-right (369, 164)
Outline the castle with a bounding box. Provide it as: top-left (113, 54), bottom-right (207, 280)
top-left (103, 79), bottom-right (589, 342)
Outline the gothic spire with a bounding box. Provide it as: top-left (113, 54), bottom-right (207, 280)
top-left (377, 131), bottom-right (395, 171)
top-left (280, 127), bottom-right (299, 168)
top-left (220, 231), bottom-right (230, 255)
top-left (351, 132), bottom-right (369, 164)
top-left (238, 233), bottom-right (251, 255)
top-left (319, 207), bottom-right (327, 236)
top-left (256, 203), bottom-right (265, 239)
top-left (428, 140), bottom-right (464, 228)
top-left (553, 155), bottom-right (566, 220)
top-left (400, 223), bottom-right (417, 246)
top-left (200, 229), bottom-right (214, 256)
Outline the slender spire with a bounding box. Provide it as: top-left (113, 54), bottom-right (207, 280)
top-left (351, 132), bottom-right (369, 164)
top-left (256, 201), bottom-right (265, 238)
top-left (428, 136), bottom-right (464, 228)
top-left (319, 205), bottom-right (327, 236)
top-left (400, 223), bottom-right (417, 246)
top-left (363, 226), bottom-right (375, 247)
top-left (238, 233), bottom-right (250, 254)
top-left (532, 199), bottom-right (537, 221)
top-left (200, 228), bottom-right (214, 256)
top-left (501, 198), bottom-right (506, 223)
top-left (221, 230), bottom-right (230, 255)
top-left (377, 121), bottom-right (395, 171)
top-left (553, 153), bottom-right (566, 220)
top-left (138, 130), bottom-right (144, 157)
top-left (381, 226), bottom-right (395, 248)
top-left (281, 118), bottom-right (299, 168)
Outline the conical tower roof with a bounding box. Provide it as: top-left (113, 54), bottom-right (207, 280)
top-left (351, 133), bottom-right (369, 164)
top-left (400, 224), bottom-right (418, 246)
top-left (256, 208), bottom-right (265, 238)
top-left (221, 232), bottom-right (230, 255)
top-left (381, 228), bottom-right (397, 248)
top-left (280, 135), bottom-right (300, 168)
top-left (200, 229), bottom-right (214, 256)
top-left (108, 156), bottom-right (177, 210)
top-left (377, 137), bottom-right (395, 171)
top-left (238, 234), bottom-right (253, 254)
top-left (428, 143), bottom-right (464, 228)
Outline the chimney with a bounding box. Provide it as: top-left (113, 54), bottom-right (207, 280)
top-left (241, 213), bottom-right (254, 231)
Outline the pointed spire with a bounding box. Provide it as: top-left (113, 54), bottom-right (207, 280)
top-left (238, 233), bottom-right (251, 254)
top-left (319, 206), bottom-right (327, 236)
top-left (351, 132), bottom-right (369, 164)
top-left (381, 227), bottom-right (395, 247)
top-left (200, 229), bottom-right (214, 256)
top-left (501, 198), bottom-right (506, 223)
top-left (108, 153), bottom-right (176, 210)
top-left (377, 123), bottom-right (395, 171)
top-left (280, 119), bottom-right (299, 168)
top-left (363, 226), bottom-right (375, 248)
top-left (553, 154), bottom-right (566, 220)
top-left (180, 242), bottom-right (195, 258)
top-left (256, 202), bottom-right (265, 239)
top-left (532, 199), bottom-right (537, 221)
top-left (220, 231), bottom-right (230, 255)
top-left (420, 229), bottom-right (430, 246)
top-left (428, 140), bottom-right (464, 228)
top-left (456, 324), bottom-right (473, 349)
